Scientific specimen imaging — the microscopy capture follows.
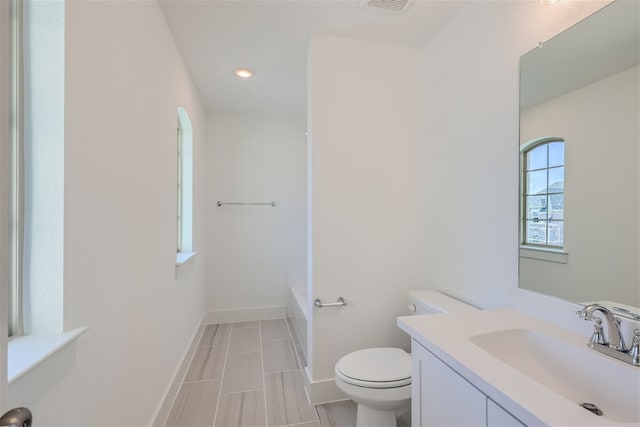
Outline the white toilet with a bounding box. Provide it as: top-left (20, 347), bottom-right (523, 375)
top-left (335, 347), bottom-right (411, 426)
top-left (334, 290), bottom-right (477, 427)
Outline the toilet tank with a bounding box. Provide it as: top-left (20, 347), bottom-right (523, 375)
top-left (408, 290), bottom-right (478, 315)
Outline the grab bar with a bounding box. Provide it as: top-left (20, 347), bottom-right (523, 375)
top-left (0, 407), bottom-right (32, 427)
top-left (314, 297), bottom-right (346, 308)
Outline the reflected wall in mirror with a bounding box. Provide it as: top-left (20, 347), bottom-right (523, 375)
top-left (519, 0), bottom-right (640, 316)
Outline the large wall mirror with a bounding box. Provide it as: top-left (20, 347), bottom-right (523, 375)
top-left (519, 0), bottom-right (640, 318)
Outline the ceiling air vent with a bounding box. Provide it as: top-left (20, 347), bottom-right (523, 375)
top-left (360, 0), bottom-right (415, 14)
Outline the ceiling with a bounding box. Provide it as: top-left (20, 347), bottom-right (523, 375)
top-left (158, 0), bottom-right (467, 116)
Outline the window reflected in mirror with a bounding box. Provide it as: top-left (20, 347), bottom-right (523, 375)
top-left (521, 138), bottom-right (564, 248)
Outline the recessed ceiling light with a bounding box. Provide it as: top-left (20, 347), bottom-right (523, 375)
top-left (234, 68), bottom-right (254, 79)
top-left (539, 0), bottom-right (562, 5)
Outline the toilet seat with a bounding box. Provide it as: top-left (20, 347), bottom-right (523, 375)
top-left (335, 348), bottom-right (411, 389)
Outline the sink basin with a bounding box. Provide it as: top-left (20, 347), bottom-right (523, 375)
top-left (470, 328), bottom-right (640, 424)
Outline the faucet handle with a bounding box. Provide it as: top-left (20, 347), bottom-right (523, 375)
top-left (589, 317), bottom-right (608, 345)
top-left (628, 329), bottom-right (640, 363)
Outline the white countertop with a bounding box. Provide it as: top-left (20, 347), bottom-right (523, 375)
top-left (398, 309), bottom-right (640, 427)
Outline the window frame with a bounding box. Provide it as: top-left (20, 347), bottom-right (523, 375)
top-left (8, 0), bottom-right (24, 339)
top-left (7, 0), bottom-right (65, 336)
top-left (520, 137), bottom-right (565, 250)
top-left (176, 107), bottom-right (194, 265)
top-left (177, 122), bottom-right (183, 252)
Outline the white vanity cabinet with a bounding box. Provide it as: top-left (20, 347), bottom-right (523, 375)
top-left (487, 399), bottom-right (525, 427)
top-left (411, 339), bottom-right (525, 427)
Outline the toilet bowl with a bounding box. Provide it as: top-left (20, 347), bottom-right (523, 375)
top-left (334, 347), bottom-right (411, 427)
top-left (334, 291), bottom-right (478, 426)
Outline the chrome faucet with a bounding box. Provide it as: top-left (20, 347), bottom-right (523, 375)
top-left (577, 303), bottom-right (640, 367)
top-left (577, 304), bottom-right (626, 351)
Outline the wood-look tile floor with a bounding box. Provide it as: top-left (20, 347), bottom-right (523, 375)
top-left (164, 318), bottom-right (410, 427)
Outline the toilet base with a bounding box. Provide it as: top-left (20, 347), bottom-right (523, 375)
top-left (356, 404), bottom-right (398, 427)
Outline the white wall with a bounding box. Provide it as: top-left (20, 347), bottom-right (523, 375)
top-left (206, 111), bottom-right (306, 312)
top-left (418, 0), bottom-right (611, 310)
top-left (520, 66), bottom-right (639, 304)
top-left (308, 35), bottom-right (425, 381)
top-left (22, 1), bottom-right (208, 425)
top-left (305, 0), bottom-right (614, 388)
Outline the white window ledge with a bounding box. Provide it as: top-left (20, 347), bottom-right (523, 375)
top-left (519, 245), bottom-right (568, 264)
top-left (176, 251), bottom-right (197, 267)
top-left (6, 327), bottom-right (88, 408)
top-left (8, 326), bottom-right (88, 383)
top-left (7, 327), bottom-right (88, 408)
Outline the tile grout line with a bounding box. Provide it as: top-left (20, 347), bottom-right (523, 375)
top-left (279, 423), bottom-right (320, 427)
top-left (284, 318), bottom-right (306, 379)
top-left (226, 349), bottom-right (262, 356)
top-left (264, 367), bottom-right (305, 376)
top-left (259, 320), bottom-right (270, 427)
top-left (181, 324), bottom-right (208, 384)
top-left (182, 378), bottom-right (225, 385)
top-left (163, 324), bottom-right (209, 427)
top-left (262, 337), bottom-right (297, 343)
top-left (283, 317), bottom-right (321, 425)
top-left (233, 321), bottom-right (260, 329)
top-left (219, 387), bottom-right (265, 396)
top-left (212, 324), bottom-right (233, 427)
top-left (195, 346), bottom-right (210, 381)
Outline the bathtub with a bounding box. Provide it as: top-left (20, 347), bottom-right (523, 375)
top-left (286, 287), bottom-right (308, 367)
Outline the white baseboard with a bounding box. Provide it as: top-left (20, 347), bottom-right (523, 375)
top-left (202, 305), bottom-right (286, 324)
top-left (150, 317), bottom-right (205, 427)
top-left (303, 367), bottom-right (347, 405)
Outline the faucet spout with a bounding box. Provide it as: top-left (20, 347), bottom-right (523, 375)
top-left (578, 304), bottom-right (627, 351)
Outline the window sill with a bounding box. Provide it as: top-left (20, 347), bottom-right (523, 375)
top-left (176, 251), bottom-right (197, 267)
top-left (519, 245), bottom-right (568, 264)
top-left (7, 327), bottom-right (88, 408)
top-left (8, 327), bottom-right (88, 383)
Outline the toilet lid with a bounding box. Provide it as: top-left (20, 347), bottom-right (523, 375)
top-left (335, 348), bottom-right (411, 387)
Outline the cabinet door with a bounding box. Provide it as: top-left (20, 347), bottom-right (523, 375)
top-left (487, 399), bottom-right (525, 427)
top-left (412, 340), bottom-right (486, 426)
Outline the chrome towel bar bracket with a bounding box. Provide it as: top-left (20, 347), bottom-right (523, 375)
top-left (314, 297), bottom-right (346, 308)
top-left (216, 201), bottom-right (276, 207)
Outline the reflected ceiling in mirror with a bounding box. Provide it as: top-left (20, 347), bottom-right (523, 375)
top-left (518, 0), bottom-right (640, 317)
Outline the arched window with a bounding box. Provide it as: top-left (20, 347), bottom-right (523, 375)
top-left (521, 138), bottom-right (565, 248)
